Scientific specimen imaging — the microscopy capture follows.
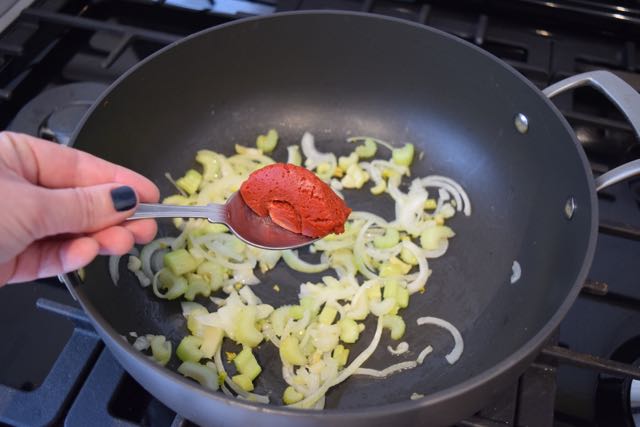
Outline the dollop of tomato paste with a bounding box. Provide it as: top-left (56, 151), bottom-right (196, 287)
top-left (240, 163), bottom-right (351, 238)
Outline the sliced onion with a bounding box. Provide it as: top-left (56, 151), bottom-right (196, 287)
top-left (282, 250), bottom-right (329, 273)
top-left (388, 342), bottom-right (409, 356)
top-left (417, 345), bottom-right (433, 365)
top-left (290, 316), bottom-right (383, 408)
top-left (420, 176), bottom-right (471, 216)
top-left (181, 301), bottom-right (207, 317)
top-left (141, 237), bottom-right (174, 280)
top-left (511, 261), bottom-right (521, 284)
top-left (417, 317), bottom-right (463, 364)
top-left (354, 361), bottom-right (417, 378)
top-left (402, 241), bottom-right (431, 294)
top-left (301, 132), bottom-right (337, 173)
top-left (133, 335), bottom-right (150, 351)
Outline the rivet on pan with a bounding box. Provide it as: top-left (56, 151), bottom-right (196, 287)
top-left (564, 197), bottom-right (577, 220)
top-left (514, 113), bottom-right (529, 134)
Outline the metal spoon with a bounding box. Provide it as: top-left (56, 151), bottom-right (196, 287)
top-left (128, 192), bottom-right (316, 250)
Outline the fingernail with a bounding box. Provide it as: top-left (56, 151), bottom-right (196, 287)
top-left (111, 186), bottom-right (137, 212)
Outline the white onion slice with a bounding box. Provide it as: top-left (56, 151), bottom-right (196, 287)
top-left (417, 317), bottom-right (463, 364)
top-left (387, 342), bottom-right (409, 356)
top-left (132, 335), bottom-right (150, 351)
top-left (417, 345), bottom-right (434, 365)
top-left (282, 250), bottom-right (329, 273)
top-left (402, 241), bottom-right (431, 294)
top-left (354, 361), bottom-right (417, 378)
top-left (511, 261), bottom-right (521, 284)
top-left (140, 237), bottom-right (174, 279)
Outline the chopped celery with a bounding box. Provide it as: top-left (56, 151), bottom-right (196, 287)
top-left (318, 306), bottom-right (338, 325)
top-left (332, 344), bottom-right (350, 367)
top-left (382, 315), bottom-right (406, 340)
top-left (379, 257), bottom-right (412, 278)
top-left (150, 336), bottom-right (172, 366)
top-left (373, 228), bottom-right (400, 249)
top-left (270, 306), bottom-right (292, 336)
top-left (289, 305), bottom-right (305, 320)
top-left (391, 143), bottom-right (415, 166)
top-left (420, 226), bottom-right (455, 250)
top-left (157, 270), bottom-right (188, 300)
top-left (341, 164), bottom-right (370, 189)
top-left (365, 282), bottom-right (381, 301)
top-left (396, 287), bottom-right (410, 309)
top-left (287, 145), bottom-right (302, 166)
top-left (280, 336), bottom-right (307, 365)
top-left (234, 306), bottom-right (263, 348)
top-left (176, 169), bottom-right (202, 195)
top-left (164, 249), bottom-right (198, 276)
top-left (195, 150), bottom-right (221, 182)
top-left (339, 318), bottom-right (360, 343)
top-left (178, 361), bottom-right (219, 391)
top-left (234, 347), bottom-right (262, 380)
top-left (424, 198), bottom-right (437, 210)
top-left (399, 246), bottom-right (418, 265)
top-left (199, 326), bottom-right (223, 358)
top-left (256, 129), bottom-right (278, 153)
top-left (338, 152), bottom-right (359, 170)
top-left (176, 336), bottom-right (204, 362)
top-left (283, 386), bottom-right (304, 404)
top-left (184, 274), bottom-right (211, 301)
top-left (383, 279), bottom-right (400, 300)
top-left (355, 138), bottom-right (377, 158)
top-left (232, 374), bottom-right (254, 392)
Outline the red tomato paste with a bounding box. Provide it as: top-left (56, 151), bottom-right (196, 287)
top-left (240, 163), bottom-right (351, 238)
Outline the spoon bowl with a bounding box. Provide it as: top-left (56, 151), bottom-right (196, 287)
top-left (129, 192), bottom-right (317, 250)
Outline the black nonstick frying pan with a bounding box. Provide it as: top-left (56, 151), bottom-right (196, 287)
top-left (62, 11), bottom-right (640, 427)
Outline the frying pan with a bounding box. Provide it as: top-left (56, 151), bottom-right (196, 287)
top-left (61, 11), bottom-right (640, 427)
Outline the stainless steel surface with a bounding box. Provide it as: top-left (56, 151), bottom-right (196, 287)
top-left (543, 71), bottom-right (640, 192)
top-left (595, 159), bottom-right (640, 191)
top-left (130, 203), bottom-right (225, 221)
top-left (564, 197), bottom-right (577, 219)
top-left (130, 192), bottom-right (316, 250)
top-left (514, 113), bottom-right (529, 134)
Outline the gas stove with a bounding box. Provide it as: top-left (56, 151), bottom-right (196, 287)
top-left (1, 1), bottom-right (640, 426)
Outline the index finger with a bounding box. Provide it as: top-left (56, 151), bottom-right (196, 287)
top-left (1, 132), bottom-right (160, 202)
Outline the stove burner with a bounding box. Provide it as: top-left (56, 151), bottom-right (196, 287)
top-left (7, 82), bottom-right (108, 143)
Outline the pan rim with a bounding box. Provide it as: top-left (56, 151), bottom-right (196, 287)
top-left (63, 9), bottom-right (598, 422)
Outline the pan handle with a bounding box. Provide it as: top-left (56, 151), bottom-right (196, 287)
top-left (543, 70), bottom-right (640, 191)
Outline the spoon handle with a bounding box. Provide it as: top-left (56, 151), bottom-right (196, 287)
top-left (128, 203), bottom-right (226, 222)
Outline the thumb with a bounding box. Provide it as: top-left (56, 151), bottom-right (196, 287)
top-left (34, 184), bottom-right (138, 238)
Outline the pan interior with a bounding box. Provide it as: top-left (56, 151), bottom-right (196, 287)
top-left (71, 13), bottom-right (593, 409)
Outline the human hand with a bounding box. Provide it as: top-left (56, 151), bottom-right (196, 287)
top-left (0, 132), bottom-right (159, 285)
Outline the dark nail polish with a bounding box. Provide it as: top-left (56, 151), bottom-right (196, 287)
top-left (111, 186), bottom-right (137, 211)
